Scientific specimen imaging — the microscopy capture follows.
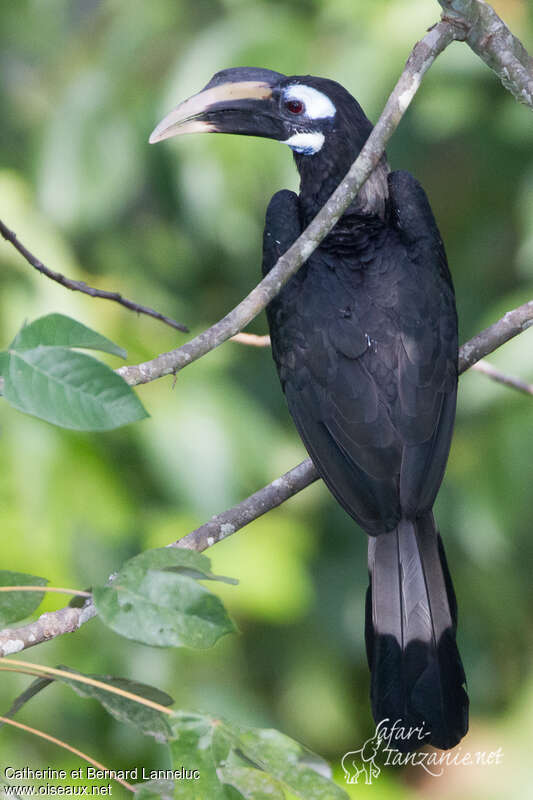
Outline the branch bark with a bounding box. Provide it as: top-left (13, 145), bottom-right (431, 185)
top-left (0, 604), bottom-right (97, 657)
top-left (176, 459), bottom-right (319, 551)
top-left (457, 299), bottom-right (533, 371)
top-left (0, 219), bottom-right (189, 333)
top-left (438, 0), bottom-right (533, 107)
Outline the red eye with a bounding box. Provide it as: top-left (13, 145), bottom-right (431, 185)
top-left (285, 99), bottom-right (304, 114)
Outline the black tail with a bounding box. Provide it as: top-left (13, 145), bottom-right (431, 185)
top-left (365, 513), bottom-right (468, 751)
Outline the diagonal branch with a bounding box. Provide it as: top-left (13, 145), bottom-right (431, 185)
top-left (2, 296), bottom-right (532, 657)
top-left (115, 20), bottom-right (457, 388)
top-left (176, 458), bottom-right (319, 551)
top-left (0, 604), bottom-right (97, 657)
top-left (471, 359), bottom-right (533, 396)
top-left (438, 0), bottom-right (533, 107)
top-left (0, 219), bottom-right (189, 333)
top-left (457, 299), bottom-right (533, 371)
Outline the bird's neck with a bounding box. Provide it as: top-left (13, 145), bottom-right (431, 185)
top-left (295, 151), bottom-right (391, 226)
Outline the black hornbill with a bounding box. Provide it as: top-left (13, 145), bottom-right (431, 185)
top-left (150, 67), bottom-right (469, 751)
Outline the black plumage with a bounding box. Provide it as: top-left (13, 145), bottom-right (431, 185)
top-left (151, 68), bottom-right (469, 751)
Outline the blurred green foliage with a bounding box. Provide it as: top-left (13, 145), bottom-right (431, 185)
top-left (1, 0), bottom-right (533, 797)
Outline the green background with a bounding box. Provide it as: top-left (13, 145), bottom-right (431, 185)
top-left (1, 0), bottom-right (533, 796)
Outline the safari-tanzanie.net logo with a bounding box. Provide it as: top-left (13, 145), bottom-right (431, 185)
top-left (341, 719), bottom-right (503, 785)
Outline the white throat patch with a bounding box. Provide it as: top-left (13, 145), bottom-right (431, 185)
top-left (284, 84), bottom-right (336, 119)
top-left (284, 131), bottom-right (325, 155)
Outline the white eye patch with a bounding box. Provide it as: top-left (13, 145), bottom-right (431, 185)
top-left (283, 131), bottom-right (325, 154)
top-left (283, 84), bottom-right (336, 119)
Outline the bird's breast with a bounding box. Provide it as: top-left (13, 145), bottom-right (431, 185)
top-left (267, 226), bottom-right (426, 393)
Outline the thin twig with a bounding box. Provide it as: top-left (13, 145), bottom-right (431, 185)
top-left (0, 218), bottom-right (189, 333)
top-left (116, 20), bottom-right (457, 387)
top-left (471, 358), bottom-right (533, 396)
top-left (0, 715), bottom-right (135, 792)
top-left (176, 458), bottom-right (319, 551)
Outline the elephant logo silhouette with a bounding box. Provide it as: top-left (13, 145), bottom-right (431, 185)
top-left (341, 731), bottom-right (383, 785)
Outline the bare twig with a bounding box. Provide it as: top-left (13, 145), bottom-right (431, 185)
top-left (115, 20), bottom-right (457, 387)
top-left (0, 218), bottom-right (189, 333)
top-left (457, 299), bottom-right (533, 372)
top-left (471, 358), bottom-right (533, 396)
top-left (176, 458), bottom-right (319, 551)
top-left (438, 0), bottom-right (533, 107)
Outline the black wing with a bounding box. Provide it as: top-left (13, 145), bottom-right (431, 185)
top-left (263, 174), bottom-right (457, 535)
top-left (388, 171), bottom-right (458, 516)
top-left (262, 189), bottom-right (303, 278)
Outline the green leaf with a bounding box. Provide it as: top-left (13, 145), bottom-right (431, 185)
top-left (166, 711), bottom-right (349, 800)
top-left (93, 548), bottom-right (236, 649)
top-left (0, 665), bottom-right (174, 742)
top-left (120, 547), bottom-right (238, 585)
top-left (168, 713), bottom-right (235, 800)
top-left (135, 782), bottom-right (176, 800)
top-left (11, 314), bottom-right (126, 358)
top-left (55, 667), bottom-right (173, 741)
top-left (0, 677), bottom-right (53, 727)
top-left (219, 760), bottom-right (284, 800)
top-left (3, 346), bottom-right (148, 430)
top-left (0, 351), bottom-right (7, 377)
top-left (229, 724), bottom-right (346, 800)
top-left (0, 570), bottom-right (48, 626)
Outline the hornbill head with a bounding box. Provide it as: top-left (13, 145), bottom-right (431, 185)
top-left (150, 66), bottom-right (389, 217)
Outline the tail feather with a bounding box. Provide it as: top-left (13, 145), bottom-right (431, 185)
top-left (365, 512), bottom-right (468, 751)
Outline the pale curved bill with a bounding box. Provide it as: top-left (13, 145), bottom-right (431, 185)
top-left (149, 80), bottom-right (272, 143)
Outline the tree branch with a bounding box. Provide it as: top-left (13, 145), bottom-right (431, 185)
top-left (176, 458), bottom-right (319, 551)
top-left (471, 358), bottom-right (533, 396)
top-left (115, 20), bottom-right (457, 388)
top-left (457, 299), bottom-right (533, 371)
top-left (0, 604), bottom-right (97, 657)
top-left (438, 0), bottom-right (533, 107)
top-left (0, 219), bottom-right (189, 333)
